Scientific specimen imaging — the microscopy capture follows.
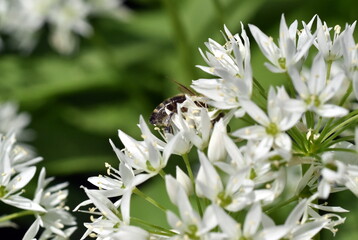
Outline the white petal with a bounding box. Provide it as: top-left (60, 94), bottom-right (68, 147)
top-left (240, 99), bottom-right (270, 125)
top-left (223, 134), bottom-right (245, 167)
top-left (200, 205), bottom-right (218, 234)
top-left (208, 119), bottom-right (227, 162)
top-left (308, 54), bottom-right (326, 94)
top-left (120, 191), bottom-right (132, 224)
top-left (213, 204), bottom-right (241, 237)
top-left (120, 162), bottom-right (134, 187)
top-left (249, 24), bottom-right (280, 65)
top-left (244, 203), bottom-right (261, 236)
top-left (165, 175), bottom-right (181, 205)
top-left (85, 189), bottom-right (120, 222)
top-left (319, 73), bottom-right (345, 103)
top-left (2, 195), bottom-right (46, 212)
top-left (232, 125), bottom-right (266, 140)
top-left (274, 133), bottom-right (292, 152)
top-left (22, 218), bottom-right (41, 240)
top-left (292, 219), bottom-right (328, 240)
top-left (7, 167), bottom-right (36, 193)
top-left (285, 199), bottom-right (307, 227)
top-left (176, 166), bottom-right (193, 196)
top-left (316, 104), bottom-right (348, 117)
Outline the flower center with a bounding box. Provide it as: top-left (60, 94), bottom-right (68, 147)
top-left (217, 191), bottom-right (232, 207)
top-left (186, 224), bottom-right (199, 240)
top-left (278, 57), bottom-right (286, 69)
top-left (266, 122), bottom-right (279, 136)
top-left (305, 95), bottom-right (321, 107)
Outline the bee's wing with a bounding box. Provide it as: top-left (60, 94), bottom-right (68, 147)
top-left (173, 80), bottom-right (197, 96)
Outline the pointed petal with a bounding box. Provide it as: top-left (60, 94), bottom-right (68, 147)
top-left (316, 104), bottom-right (348, 117)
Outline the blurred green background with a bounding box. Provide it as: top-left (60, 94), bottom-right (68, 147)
top-left (1, 0), bottom-right (357, 239)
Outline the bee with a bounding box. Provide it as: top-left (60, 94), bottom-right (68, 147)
top-left (149, 81), bottom-right (221, 133)
top-left (149, 81), bottom-right (197, 132)
top-left (149, 94), bottom-right (187, 132)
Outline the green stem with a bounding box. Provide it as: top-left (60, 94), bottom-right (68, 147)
top-left (285, 72), bottom-right (297, 97)
top-left (131, 217), bottom-right (176, 236)
top-left (320, 147), bottom-right (357, 154)
top-left (0, 210), bottom-right (33, 223)
top-left (162, 0), bottom-right (196, 81)
top-left (182, 154), bottom-right (203, 216)
top-left (326, 60), bottom-right (333, 81)
top-left (253, 77), bottom-right (267, 99)
top-left (338, 81), bottom-right (353, 106)
top-left (319, 135), bottom-right (354, 150)
top-left (133, 187), bottom-right (167, 213)
top-left (264, 195), bottom-right (298, 215)
top-left (159, 169), bottom-right (166, 179)
top-left (320, 111), bottom-right (358, 143)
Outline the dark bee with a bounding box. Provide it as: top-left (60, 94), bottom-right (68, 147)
top-left (149, 81), bottom-right (201, 133)
top-left (149, 94), bottom-right (187, 132)
top-left (149, 81), bottom-right (224, 133)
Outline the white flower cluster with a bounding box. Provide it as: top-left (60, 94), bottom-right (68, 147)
top-left (0, 102), bottom-right (76, 239)
top-left (0, 0), bottom-right (128, 54)
top-left (76, 15), bottom-right (358, 239)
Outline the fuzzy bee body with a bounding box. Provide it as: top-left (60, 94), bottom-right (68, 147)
top-left (149, 94), bottom-right (187, 130)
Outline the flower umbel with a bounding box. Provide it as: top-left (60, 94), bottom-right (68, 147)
top-left (75, 15), bottom-right (358, 240)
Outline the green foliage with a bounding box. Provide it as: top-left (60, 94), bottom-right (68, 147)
top-left (1, 0), bottom-right (357, 238)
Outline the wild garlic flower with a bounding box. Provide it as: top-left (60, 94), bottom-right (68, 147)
top-left (233, 86), bottom-right (301, 154)
top-left (314, 17), bottom-right (346, 61)
top-left (0, 133), bottom-right (44, 212)
top-left (0, 0), bottom-right (128, 54)
top-left (80, 188), bottom-right (150, 240)
top-left (249, 14), bottom-right (315, 73)
top-left (0, 102), bottom-right (31, 139)
top-left (318, 152), bottom-right (358, 199)
top-left (340, 21), bottom-right (358, 99)
top-left (23, 168), bottom-right (76, 240)
top-left (165, 175), bottom-right (218, 239)
top-left (286, 54), bottom-right (348, 117)
top-left (76, 161), bottom-right (151, 225)
top-left (109, 115), bottom-right (185, 175)
top-left (191, 24), bottom-right (252, 114)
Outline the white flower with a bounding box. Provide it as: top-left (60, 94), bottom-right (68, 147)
top-left (195, 150), bottom-right (263, 211)
top-left (318, 152), bottom-right (358, 198)
top-left (314, 17), bottom-right (345, 61)
top-left (0, 0), bottom-right (128, 54)
top-left (0, 134), bottom-right (44, 212)
top-left (281, 199), bottom-right (329, 240)
top-left (48, 0), bottom-right (92, 54)
top-left (286, 54), bottom-right (349, 117)
top-left (165, 176), bottom-right (217, 239)
top-left (87, 162), bottom-right (150, 224)
top-left (0, 102), bottom-right (31, 139)
top-left (214, 203), bottom-right (288, 240)
top-left (79, 188), bottom-right (126, 239)
top-left (23, 168), bottom-right (76, 240)
top-left (249, 14), bottom-right (315, 73)
top-left (109, 116), bottom-right (181, 175)
top-left (191, 24), bottom-right (253, 111)
top-left (341, 21), bottom-right (358, 99)
top-left (233, 86), bottom-right (301, 154)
